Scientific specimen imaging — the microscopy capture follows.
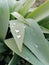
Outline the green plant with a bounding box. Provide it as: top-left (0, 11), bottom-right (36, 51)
top-left (0, 0), bottom-right (49, 65)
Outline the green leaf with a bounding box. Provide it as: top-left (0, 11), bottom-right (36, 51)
top-left (26, 0), bottom-right (49, 30)
top-left (40, 26), bottom-right (49, 34)
top-left (24, 19), bottom-right (49, 65)
top-left (11, 12), bottom-right (29, 26)
top-left (38, 16), bottom-right (49, 29)
top-left (5, 38), bottom-right (44, 65)
top-left (11, 10), bottom-right (49, 65)
top-left (0, 0), bottom-right (9, 41)
top-left (10, 20), bottom-right (25, 52)
top-left (19, 0), bottom-right (35, 16)
top-left (26, 0), bottom-right (49, 22)
top-left (8, 53), bottom-right (20, 65)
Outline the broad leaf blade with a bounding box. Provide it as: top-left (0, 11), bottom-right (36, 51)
top-left (5, 38), bottom-right (44, 65)
top-left (24, 19), bottom-right (49, 65)
top-left (11, 6), bottom-right (49, 65)
top-left (10, 20), bottom-right (25, 52)
top-left (11, 10), bottom-right (49, 65)
top-left (0, 0), bottom-right (9, 41)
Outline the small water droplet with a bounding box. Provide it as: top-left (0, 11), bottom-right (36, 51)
top-left (15, 29), bottom-right (19, 33)
top-left (35, 44), bottom-right (38, 48)
top-left (17, 35), bottom-right (21, 39)
top-left (25, 57), bottom-right (29, 60)
top-left (13, 23), bottom-right (16, 25)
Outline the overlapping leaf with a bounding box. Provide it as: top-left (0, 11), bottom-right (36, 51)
top-left (10, 20), bottom-right (25, 52)
top-left (11, 12), bottom-right (29, 26)
top-left (0, 0), bottom-right (49, 65)
top-left (24, 19), bottom-right (49, 65)
top-left (11, 12), bottom-right (49, 65)
top-left (5, 38), bottom-right (44, 65)
top-left (26, 0), bottom-right (49, 30)
top-left (40, 26), bottom-right (49, 34)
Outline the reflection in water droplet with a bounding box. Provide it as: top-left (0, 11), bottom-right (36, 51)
top-left (17, 35), bottom-right (21, 39)
top-left (13, 23), bottom-right (16, 25)
top-left (25, 57), bottom-right (29, 60)
top-left (35, 44), bottom-right (38, 48)
top-left (15, 29), bottom-right (19, 33)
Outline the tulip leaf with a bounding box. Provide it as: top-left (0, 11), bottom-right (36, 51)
top-left (5, 38), bottom-right (44, 65)
top-left (10, 20), bottom-right (25, 52)
top-left (24, 19), bottom-right (49, 65)
top-left (11, 12), bottom-right (29, 26)
top-left (11, 12), bottom-right (49, 65)
top-left (0, 0), bottom-right (9, 41)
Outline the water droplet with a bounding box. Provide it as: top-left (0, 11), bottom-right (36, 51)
top-left (25, 57), bottom-right (29, 60)
top-left (13, 23), bottom-right (16, 25)
top-left (17, 35), bottom-right (21, 39)
top-left (35, 44), bottom-right (38, 48)
top-left (15, 29), bottom-right (19, 33)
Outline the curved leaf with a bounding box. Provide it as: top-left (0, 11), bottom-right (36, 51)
top-left (10, 20), bottom-right (25, 52)
top-left (24, 19), bottom-right (49, 65)
top-left (5, 38), bottom-right (44, 65)
top-left (11, 12), bottom-right (29, 26)
top-left (11, 12), bottom-right (49, 65)
top-left (0, 0), bottom-right (9, 41)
